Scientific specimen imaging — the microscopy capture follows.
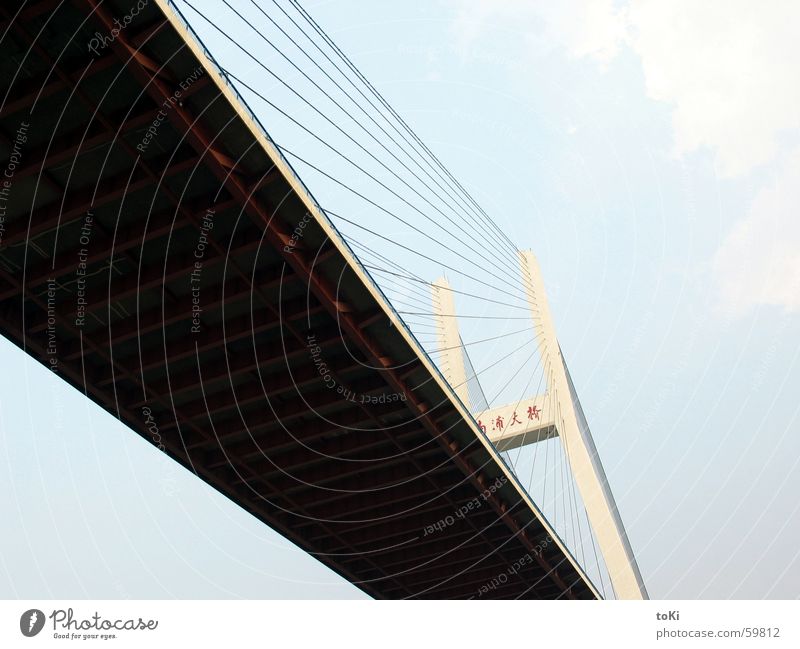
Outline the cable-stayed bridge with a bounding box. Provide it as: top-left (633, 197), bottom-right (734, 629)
top-left (0, 0), bottom-right (645, 599)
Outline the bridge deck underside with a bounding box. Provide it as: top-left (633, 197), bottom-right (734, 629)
top-left (0, 0), bottom-right (595, 600)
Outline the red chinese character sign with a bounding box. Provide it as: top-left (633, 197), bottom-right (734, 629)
top-left (473, 397), bottom-right (553, 450)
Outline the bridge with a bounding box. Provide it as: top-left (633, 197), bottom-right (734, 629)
top-left (0, 0), bottom-right (646, 599)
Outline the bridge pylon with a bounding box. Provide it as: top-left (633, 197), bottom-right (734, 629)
top-left (431, 252), bottom-right (648, 600)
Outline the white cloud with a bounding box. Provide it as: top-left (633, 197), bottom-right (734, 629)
top-left (624, 1), bottom-right (800, 313)
top-left (452, 0), bottom-right (800, 177)
top-left (711, 147), bottom-right (800, 315)
top-left (447, 0), bottom-right (800, 314)
top-left (627, 0), bottom-right (800, 178)
top-left (449, 0), bottom-right (625, 66)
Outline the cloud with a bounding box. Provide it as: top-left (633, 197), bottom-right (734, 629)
top-left (625, 1), bottom-right (800, 313)
top-left (449, 0), bottom-right (625, 66)
top-left (627, 0), bottom-right (800, 178)
top-left (447, 0), bottom-right (800, 314)
top-left (711, 147), bottom-right (800, 315)
top-left (452, 0), bottom-right (800, 178)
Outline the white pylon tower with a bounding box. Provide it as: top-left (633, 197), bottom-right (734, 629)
top-left (431, 251), bottom-right (648, 600)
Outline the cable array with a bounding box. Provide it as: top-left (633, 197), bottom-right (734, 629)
top-left (176, 0), bottom-right (614, 596)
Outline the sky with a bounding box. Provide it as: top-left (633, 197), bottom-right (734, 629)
top-left (2, 0), bottom-right (800, 599)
